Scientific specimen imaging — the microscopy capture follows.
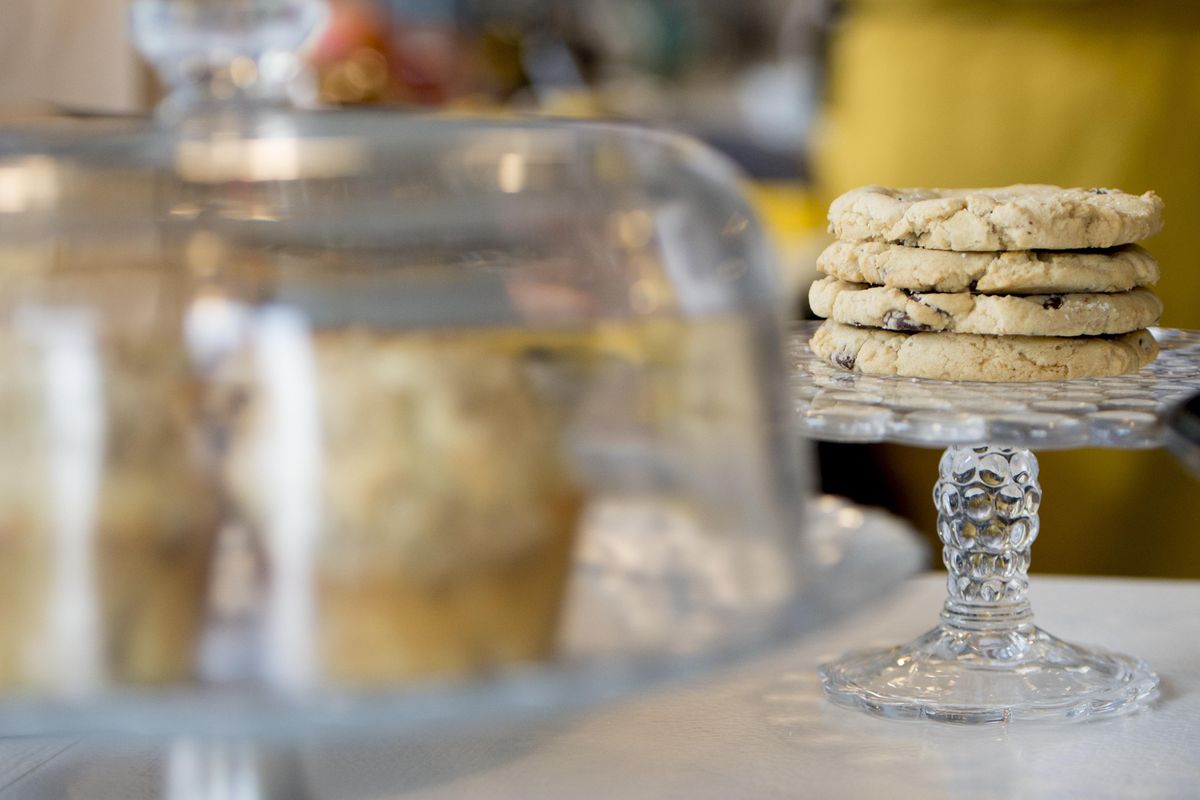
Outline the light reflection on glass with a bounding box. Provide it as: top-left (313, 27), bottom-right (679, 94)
top-left (0, 157), bottom-right (59, 214)
top-left (497, 151), bottom-right (527, 193)
top-left (175, 136), bottom-right (365, 183)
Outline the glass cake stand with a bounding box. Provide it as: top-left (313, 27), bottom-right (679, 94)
top-left (791, 321), bottom-right (1200, 723)
top-left (0, 1), bottom-right (928, 794)
top-left (0, 495), bottom-right (921, 800)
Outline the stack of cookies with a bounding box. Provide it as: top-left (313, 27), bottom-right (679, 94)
top-left (808, 185), bottom-right (1165, 381)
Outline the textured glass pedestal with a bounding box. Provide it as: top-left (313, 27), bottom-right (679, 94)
top-left (792, 323), bottom-right (1200, 724)
top-left (819, 445), bottom-right (1156, 723)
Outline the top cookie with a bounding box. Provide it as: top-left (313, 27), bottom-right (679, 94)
top-left (828, 185), bottom-right (1164, 251)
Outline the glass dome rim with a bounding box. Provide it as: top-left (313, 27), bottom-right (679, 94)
top-left (0, 109), bottom-right (742, 177)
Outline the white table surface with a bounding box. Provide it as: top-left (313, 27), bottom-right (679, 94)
top-left (3, 574), bottom-right (1198, 799)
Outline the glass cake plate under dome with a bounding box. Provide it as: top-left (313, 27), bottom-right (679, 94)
top-left (0, 1), bottom-right (924, 793)
top-left (792, 320), bottom-right (1200, 723)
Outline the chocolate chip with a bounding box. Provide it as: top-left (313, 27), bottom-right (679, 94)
top-left (968, 279), bottom-right (979, 292)
top-left (833, 352), bottom-right (856, 370)
top-left (883, 309), bottom-right (932, 332)
top-left (1042, 294), bottom-right (1064, 310)
top-left (1088, 188), bottom-right (1110, 195)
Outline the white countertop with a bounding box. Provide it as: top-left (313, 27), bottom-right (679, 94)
top-left (4, 574), bottom-right (1199, 799)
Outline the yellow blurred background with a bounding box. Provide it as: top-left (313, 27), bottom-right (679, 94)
top-left (2, 0), bottom-right (1196, 576)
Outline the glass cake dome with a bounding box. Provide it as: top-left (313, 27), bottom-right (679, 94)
top-left (0, 0), bottom-right (909, 742)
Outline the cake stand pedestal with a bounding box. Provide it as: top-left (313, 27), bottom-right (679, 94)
top-left (792, 322), bottom-right (1200, 723)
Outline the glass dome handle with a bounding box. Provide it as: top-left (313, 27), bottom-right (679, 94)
top-left (129, 0), bottom-right (329, 113)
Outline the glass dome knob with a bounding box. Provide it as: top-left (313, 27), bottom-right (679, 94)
top-left (129, 0), bottom-right (329, 113)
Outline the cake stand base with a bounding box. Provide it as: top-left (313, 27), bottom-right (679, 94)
top-left (819, 623), bottom-right (1158, 723)
top-left (819, 444), bottom-right (1159, 723)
